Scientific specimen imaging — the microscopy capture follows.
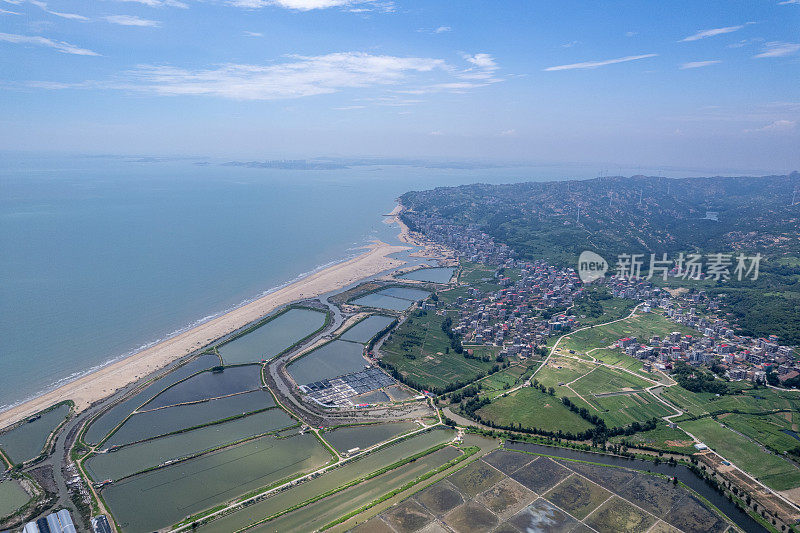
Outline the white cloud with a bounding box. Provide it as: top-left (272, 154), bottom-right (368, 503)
top-left (114, 52), bottom-right (447, 100)
top-left (434, 26), bottom-right (451, 33)
top-left (243, 31), bottom-right (263, 37)
top-left (561, 40), bottom-right (580, 48)
top-left (0, 32), bottom-right (99, 55)
top-left (428, 130), bottom-right (443, 136)
top-left (746, 119), bottom-right (796, 132)
top-left (116, 0), bottom-right (189, 7)
top-left (104, 14), bottom-right (161, 26)
top-left (1, 8), bottom-right (21, 13)
top-left (463, 53), bottom-right (497, 70)
top-left (333, 104), bottom-right (365, 110)
top-left (778, 0), bottom-right (800, 4)
top-left (24, 0), bottom-right (89, 20)
top-left (753, 41), bottom-right (800, 58)
top-left (229, 0), bottom-right (386, 10)
top-left (497, 129), bottom-right (516, 137)
top-left (680, 25), bottom-right (745, 42)
top-left (625, 31), bottom-right (638, 37)
top-left (544, 53), bottom-right (657, 71)
top-left (680, 60), bottom-right (721, 69)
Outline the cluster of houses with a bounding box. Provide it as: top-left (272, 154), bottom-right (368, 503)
top-left (605, 277), bottom-right (798, 384)
top-left (406, 210), bottom-right (798, 387)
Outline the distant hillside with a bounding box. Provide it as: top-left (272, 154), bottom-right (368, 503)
top-left (401, 173), bottom-right (800, 264)
top-left (400, 173), bottom-right (800, 344)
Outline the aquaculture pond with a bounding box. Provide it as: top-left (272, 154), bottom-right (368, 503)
top-left (142, 364), bottom-right (263, 409)
top-left (397, 267), bottom-right (455, 284)
top-left (506, 441), bottom-right (765, 533)
top-left (288, 340), bottom-right (367, 385)
top-left (218, 308), bottom-right (327, 364)
top-left (0, 478), bottom-right (30, 517)
top-left (0, 403), bottom-right (70, 464)
top-left (350, 287), bottom-right (431, 311)
top-left (323, 422), bottom-right (419, 453)
top-left (339, 315), bottom-right (395, 344)
top-left (84, 353), bottom-right (219, 444)
top-left (105, 393), bottom-right (284, 447)
top-left (102, 432), bottom-right (331, 533)
top-left (86, 409), bottom-right (292, 481)
top-left (196, 427), bottom-right (456, 533)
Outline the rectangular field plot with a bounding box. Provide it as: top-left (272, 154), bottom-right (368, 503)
top-left (322, 422), bottom-right (418, 453)
top-left (339, 315), bottom-right (395, 344)
top-left (570, 366), bottom-right (652, 396)
top-left (195, 428), bottom-right (456, 533)
top-left (83, 354), bottom-right (219, 444)
top-left (397, 267), bottom-right (455, 283)
top-left (105, 390), bottom-right (280, 446)
top-left (102, 432), bottom-right (331, 533)
top-left (351, 287), bottom-right (431, 311)
top-left (0, 403), bottom-right (70, 464)
top-left (680, 417), bottom-right (800, 491)
top-left (288, 340), bottom-right (367, 385)
top-left (142, 364), bottom-right (263, 409)
top-left (609, 423), bottom-right (697, 454)
top-left (86, 408), bottom-right (292, 481)
top-left (592, 392), bottom-right (673, 428)
top-left (218, 308), bottom-right (327, 364)
top-left (475, 386), bottom-right (595, 435)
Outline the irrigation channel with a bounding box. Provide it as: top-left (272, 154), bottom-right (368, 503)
top-left (506, 441), bottom-right (766, 533)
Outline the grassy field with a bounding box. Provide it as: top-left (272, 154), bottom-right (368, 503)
top-left (380, 311), bottom-right (496, 392)
top-left (534, 357), bottom-right (596, 391)
top-left (560, 312), bottom-right (700, 354)
top-left (570, 366), bottom-right (653, 396)
top-left (458, 261), bottom-right (503, 292)
top-left (717, 412), bottom-right (800, 455)
top-left (609, 422), bottom-right (698, 454)
top-left (575, 297), bottom-right (637, 327)
top-left (680, 418), bottom-right (800, 491)
top-left (591, 393), bottom-right (673, 428)
top-left (475, 386), bottom-right (595, 434)
top-left (662, 384), bottom-right (800, 418)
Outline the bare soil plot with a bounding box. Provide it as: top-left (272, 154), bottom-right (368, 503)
top-left (510, 457), bottom-right (572, 493)
top-left (351, 516), bottom-right (395, 533)
top-left (508, 498), bottom-right (578, 533)
top-left (481, 449), bottom-right (537, 476)
top-left (442, 501), bottom-right (499, 533)
top-left (667, 493), bottom-right (729, 533)
top-left (553, 459), bottom-right (637, 488)
top-left (583, 496), bottom-right (656, 533)
top-left (414, 480), bottom-right (464, 516)
top-left (613, 473), bottom-right (684, 517)
top-left (543, 473), bottom-right (611, 520)
top-left (475, 477), bottom-right (534, 518)
top-left (382, 499), bottom-right (435, 533)
top-left (446, 459), bottom-right (505, 498)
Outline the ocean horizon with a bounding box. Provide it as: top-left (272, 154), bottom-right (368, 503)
top-left (0, 153), bottom-right (777, 413)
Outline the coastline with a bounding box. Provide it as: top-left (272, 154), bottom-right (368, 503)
top-left (0, 239), bottom-right (410, 430)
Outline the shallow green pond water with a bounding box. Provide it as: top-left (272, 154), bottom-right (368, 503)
top-left (86, 408), bottom-right (292, 481)
top-left (0, 478), bottom-right (30, 517)
top-left (0, 403), bottom-right (70, 464)
top-left (339, 315), bottom-right (395, 344)
top-left (323, 422), bottom-right (418, 453)
top-left (288, 340), bottom-right (367, 385)
top-left (143, 364), bottom-right (263, 409)
top-left (219, 308), bottom-right (326, 364)
top-left (103, 432), bottom-right (331, 533)
top-left (397, 267), bottom-right (455, 284)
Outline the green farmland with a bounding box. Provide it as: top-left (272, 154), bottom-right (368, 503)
top-left (380, 311), bottom-right (497, 393)
top-left (560, 312), bottom-right (700, 354)
top-left (680, 418), bottom-right (800, 491)
top-left (475, 386), bottom-right (595, 435)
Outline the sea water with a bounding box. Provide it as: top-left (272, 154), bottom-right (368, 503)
top-left (0, 152), bottom-right (723, 413)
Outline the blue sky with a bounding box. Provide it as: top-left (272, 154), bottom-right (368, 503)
top-left (1, 0), bottom-right (798, 171)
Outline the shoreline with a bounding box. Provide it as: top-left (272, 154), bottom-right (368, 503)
top-left (0, 238), bottom-right (411, 430)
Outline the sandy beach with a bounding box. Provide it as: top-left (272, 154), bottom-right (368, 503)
top-left (0, 240), bottom-right (410, 430)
